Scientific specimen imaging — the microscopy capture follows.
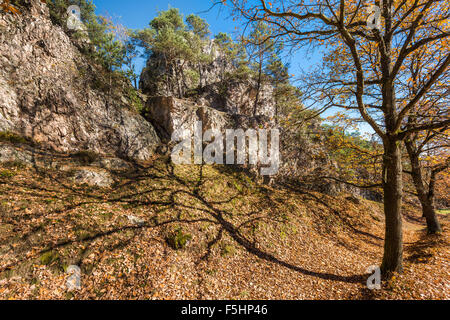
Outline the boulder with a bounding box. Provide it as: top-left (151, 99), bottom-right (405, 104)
top-left (71, 168), bottom-right (114, 188)
top-left (144, 96), bottom-right (230, 141)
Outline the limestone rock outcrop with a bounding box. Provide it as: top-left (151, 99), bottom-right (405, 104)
top-left (0, 0), bottom-right (160, 161)
top-left (140, 42), bottom-right (277, 142)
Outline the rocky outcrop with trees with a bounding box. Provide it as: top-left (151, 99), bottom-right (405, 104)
top-left (136, 10), bottom-right (277, 141)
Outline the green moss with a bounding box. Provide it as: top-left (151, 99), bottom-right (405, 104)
top-left (166, 227), bottom-right (192, 250)
top-left (44, 198), bottom-right (56, 205)
top-left (233, 181), bottom-right (243, 193)
top-left (65, 292), bottom-right (75, 300)
top-left (221, 244), bottom-right (236, 257)
top-left (2, 160), bottom-right (26, 169)
top-left (0, 131), bottom-right (33, 145)
top-left (76, 229), bottom-right (94, 241)
top-left (40, 251), bottom-right (59, 266)
top-left (0, 170), bottom-right (16, 178)
top-left (184, 88), bottom-right (201, 97)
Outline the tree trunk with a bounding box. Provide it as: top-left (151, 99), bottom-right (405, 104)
top-left (422, 200), bottom-right (442, 234)
top-left (405, 140), bottom-right (442, 234)
top-left (253, 57), bottom-right (263, 117)
top-left (381, 138), bottom-right (404, 274)
top-left (176, 62), bottom-right (184, 98)
top-left (163, 56), bottom-right (170, 96)
top-left (198, 64), bottom-right (203, 88)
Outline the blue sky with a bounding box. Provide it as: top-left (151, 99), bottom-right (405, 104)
top-left (93, 0), bottom-right (236, 35)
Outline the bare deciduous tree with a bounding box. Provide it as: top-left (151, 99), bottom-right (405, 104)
top-left (224, 0), bottom-right (450, 273)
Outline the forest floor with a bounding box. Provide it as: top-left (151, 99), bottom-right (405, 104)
top-left (0, 154), bottom-right (448, 300)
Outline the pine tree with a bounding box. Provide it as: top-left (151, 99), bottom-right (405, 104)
top-left (245, 22), bottom-right (279, 116)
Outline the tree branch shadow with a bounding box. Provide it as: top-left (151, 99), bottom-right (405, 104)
top-left (0, 157), bottom-right (369, 287)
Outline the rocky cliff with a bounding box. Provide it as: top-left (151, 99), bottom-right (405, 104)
top-left (0, 0), bottom-right (160, 161)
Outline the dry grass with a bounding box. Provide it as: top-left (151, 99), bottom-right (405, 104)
top-left (0, 156), bottom-right (448, 300)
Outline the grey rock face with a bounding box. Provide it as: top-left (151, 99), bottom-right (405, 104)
top-left (0, 143), bottom-right (135, 173)
top-left (139, 41), bottom-right (232, 98)
top-left (71, 169), bottom-right (114, 188)
top-left (0, 0), bottom-right (160, 161)
top-left (0, 144), bottom-right (35, 166)
top-left (91, 158), bottom-right (132, 171)
top-left (127, 215), bottom-right (146, 226)
top-left (144, 96), bottom-right (230, 141)
top-left (192, 80), bottom-right (276, 119)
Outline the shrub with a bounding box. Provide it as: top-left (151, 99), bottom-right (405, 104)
top-left (125, 86), bottom-right (144, 113)
top-left (185, 69), bottom-right (200, 87)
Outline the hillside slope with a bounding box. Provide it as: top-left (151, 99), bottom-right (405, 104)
top-left (0, 146), bottom-right (448, 300)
